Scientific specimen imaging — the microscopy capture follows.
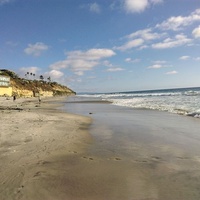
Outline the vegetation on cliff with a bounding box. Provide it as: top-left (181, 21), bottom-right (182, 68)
top-left (0, 69), bottom-right (76, 97)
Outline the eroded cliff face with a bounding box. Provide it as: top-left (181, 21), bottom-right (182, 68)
top-left (1, 69), bottom-right (76, 97)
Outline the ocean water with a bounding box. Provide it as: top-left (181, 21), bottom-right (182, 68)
top-left (78, 87), bottom-right (200, 118)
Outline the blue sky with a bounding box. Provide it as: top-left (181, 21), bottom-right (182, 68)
top-left (0, 0), bottom-right (200, 93)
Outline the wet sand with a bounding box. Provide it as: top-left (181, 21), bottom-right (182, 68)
top-left (1, 96), bottom-right (200, 200)
top-left (63, 96), bottom-right (200, 200)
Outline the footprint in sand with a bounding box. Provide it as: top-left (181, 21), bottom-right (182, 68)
top-left (114, 157), bottom-right (121, 161)
top-left (68, 150), bottom-right (78, 154)
top-left (176, 156), bottom-right (190, 160)
top-left (82, 156), bottom-right (94, 161)
top-left (134, 159), bottom-right (148, 163)
top-left (33, 171), bottom-right (46, 178)
top-left (37, 160), bottom-right (50, 165)
top-left (107, 157), bottom-right (122, 161)
top-left (24, 136), bottom-right (33, 143)
top-left (151, 156), bottom-right (162, 161)
top-left (16, 185), bottom-right (24, 194)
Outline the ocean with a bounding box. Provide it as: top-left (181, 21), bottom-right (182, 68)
top-left (78, 87), bottom-right (200, 118)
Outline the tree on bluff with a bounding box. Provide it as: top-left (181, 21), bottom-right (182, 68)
top-left (39, 75), bottom-right (44, 81)
top-left (47, 76), bottom-right (51, 82)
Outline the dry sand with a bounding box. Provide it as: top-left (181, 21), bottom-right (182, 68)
top-left (0, 96), bottom-right (92, 200)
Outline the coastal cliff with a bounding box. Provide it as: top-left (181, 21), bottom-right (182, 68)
top-left (0, 69), bottom-right (75, 97)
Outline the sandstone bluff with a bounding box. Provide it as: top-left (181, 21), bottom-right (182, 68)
top-left (0, 69), bottom-right (75, 97)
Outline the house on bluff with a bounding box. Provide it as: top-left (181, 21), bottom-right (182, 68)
top-left (0, 70), bottom-right (12, 97)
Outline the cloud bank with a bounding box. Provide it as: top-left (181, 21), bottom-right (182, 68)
top-left (152, 34), bottom-right (192, 49)
top-left (24, 42), bottom-right (49, 57)
top-left (50, 48), bottom-right (116, 76)
top-left (156, 9), bottom-right (200, 31)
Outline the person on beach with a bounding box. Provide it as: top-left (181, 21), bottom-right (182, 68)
top-left (13, 95), bottom-right (16, 101)
top-left (38, 96), bottom-right (41, 103)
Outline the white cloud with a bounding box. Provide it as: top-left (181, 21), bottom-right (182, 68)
top-left (150, 0), bottom-right (163, 4)
top-left (50, 59), bottom-right (99, 75)
top-left (152, 34), bottom-right (192, 49)
top-left (147, 64), bottom-right (165, 69)
top-left (0, 0), bottom-right (12, 5)
top-left (125, 58), bottom-right (140, 63)
top-left (153, 60), bottom-right (167, 64)
top-left (195, 57), bottom-right (200, 61)
top-left (139, 45), bottom-right (149, 50)
top-left (123, 0), bottom-right (163, 13)
top-left (114, 11), bottom-right (195, 52)
top-left (125, 58), bottom-right (131, 62)
top-left (106, 67), bottom-right (124, 72)
top-left (147, 61), bottom-right (171, 69)
top-left (156, 9), bottom-right (200, 31)
top-left (115, 38), bottom-right (144, 51)
top-left (124, 0), bottom-right (149, 13)
top-left (74, 71), bottom-right (84, 76)
top-left (192, 25), bottom-right (200, 38)
top-left (115, 28), bottom-right (165, 51)
top-left (103, 60), bottom-right (114, 68)
top-left (89, 3), bottom-right (101, 13)
top-left (66, 48), bottom-right (115, 60)
top-left (179, 56), bottom-right (190, 60)
top-left (44, 70), bottom-right (64, 80)
top-left (127, 28), bottom-right (162, 40)
top-left (166, 71), bottom-right (178, 75)
top-left (103, 60), bottom-right (124, 72)
top-left (50, 48), bottom-right (116, 76)
top-left (24, 42), bottom-right (49, 57)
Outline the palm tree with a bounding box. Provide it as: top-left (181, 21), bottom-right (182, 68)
top-left (26, 72), bottom-right (29, 79)
top-left (40, 75), bottom-right (44, 81)
top-left (47, 76), bottom-right (51, 82)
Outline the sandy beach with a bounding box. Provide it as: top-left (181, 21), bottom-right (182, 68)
top-left (0, 96), bottom-right (92, 200)
top-left (1, 96), bottom-right (200, 200)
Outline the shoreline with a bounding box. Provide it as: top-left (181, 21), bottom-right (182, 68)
top-left (1, 96), bottom-right (200, 199)
top-left (64, 96), bottom-right (200, 200)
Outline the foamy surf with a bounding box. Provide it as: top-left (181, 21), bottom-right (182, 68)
top-left (78, 87), bottom-right (200, 118)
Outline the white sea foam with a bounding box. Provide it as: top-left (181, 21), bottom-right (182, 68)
top-left (78, 87), bottom-right (200, 118)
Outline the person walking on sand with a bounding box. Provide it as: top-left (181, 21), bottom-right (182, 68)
top-left (38, 96), bottom-right (41, 103)
top-left (13, 95), bottom-right (16, 101)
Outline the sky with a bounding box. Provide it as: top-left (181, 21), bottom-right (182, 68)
top-left (0, 0), bottom-right (200, 93)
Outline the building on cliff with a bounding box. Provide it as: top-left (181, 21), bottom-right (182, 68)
top-left (0, 71), bottom-right (13, 96)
